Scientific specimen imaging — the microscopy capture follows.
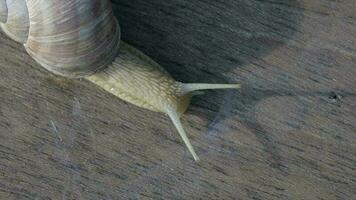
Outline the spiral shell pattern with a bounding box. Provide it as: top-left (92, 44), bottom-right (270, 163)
top-left (24, 0), bottom-right (121, 78)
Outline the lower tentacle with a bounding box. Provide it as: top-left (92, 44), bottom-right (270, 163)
top-left (166, 107), bottom-right (200, 162)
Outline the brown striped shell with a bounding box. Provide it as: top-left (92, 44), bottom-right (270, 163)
top-left (1, 0), bottom-right (121, 78)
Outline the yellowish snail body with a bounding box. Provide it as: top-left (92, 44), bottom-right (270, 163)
top-left (0, 0), bottom-right (240, 161)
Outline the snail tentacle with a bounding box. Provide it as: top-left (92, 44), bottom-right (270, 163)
top-left (179, 83), bottom-right (241, 94)
top-left (166, 107), bottom-right (200, 162)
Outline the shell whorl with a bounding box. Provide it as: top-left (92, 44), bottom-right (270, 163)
top-left (1, 0), bottom-right (121, 78)
top-left (24, 0), bottom-right (121, 78)
top-left (0, 0), bottom-right (29, 43)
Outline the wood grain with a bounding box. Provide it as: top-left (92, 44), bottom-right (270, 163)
top-left (0, 0), bottom-right (355, 199)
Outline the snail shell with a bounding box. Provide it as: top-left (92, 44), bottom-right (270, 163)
top-left (1, 0), bottom-right (241, 161)
top-left (1, 0), bottom-right (120, 77)
top-left (25, 0), bottom-right (121, 77)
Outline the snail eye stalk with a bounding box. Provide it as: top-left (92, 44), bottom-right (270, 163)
top-left (180, 83), bottom-right (241, 94)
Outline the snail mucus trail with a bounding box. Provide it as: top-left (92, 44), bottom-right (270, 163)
top-left (0, 0), bottom-right (241, 161)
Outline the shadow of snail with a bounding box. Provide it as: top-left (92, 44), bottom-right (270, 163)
top-left (0, 0), bottom-right (241, 161)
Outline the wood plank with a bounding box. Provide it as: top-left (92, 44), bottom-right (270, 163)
top-left (0, 0), bottom-right (355, 199)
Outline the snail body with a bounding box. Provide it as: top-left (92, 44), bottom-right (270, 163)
top-left (0, 0), bottom-right (240, 161)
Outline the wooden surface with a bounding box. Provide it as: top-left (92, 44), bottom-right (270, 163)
top-left (0, 0), bottom-right (355, 199)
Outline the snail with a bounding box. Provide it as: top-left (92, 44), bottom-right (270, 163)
top-left (0, 0), bottom-right (241, 161)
